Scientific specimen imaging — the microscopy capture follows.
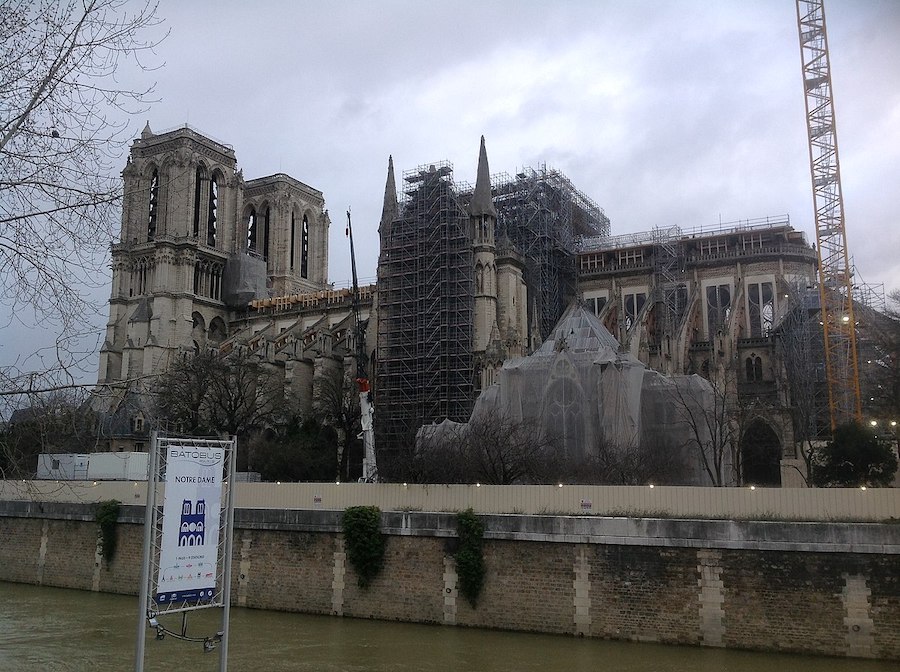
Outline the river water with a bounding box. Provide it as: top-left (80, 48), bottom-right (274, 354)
top-left (0, 581), bottom-right (895, 672)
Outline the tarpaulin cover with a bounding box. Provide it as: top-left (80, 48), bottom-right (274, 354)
top-left (420, 303), bottom-right (718, 484)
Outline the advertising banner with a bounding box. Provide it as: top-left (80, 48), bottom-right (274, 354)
top-left (155, 444), bottom-right (225, 605)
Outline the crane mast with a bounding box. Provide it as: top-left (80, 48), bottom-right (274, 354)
top-left (796, 0), bottom-right (861, 430)
top-left (346, 210), bottom-right (377, 481)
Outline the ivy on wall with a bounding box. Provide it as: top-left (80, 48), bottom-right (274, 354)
top-left (342, 505), bottom-right (385, 587)
top-left (455, 508), bottom-right (485, 607)
top-left (94, 500), bottom-right (121, 566)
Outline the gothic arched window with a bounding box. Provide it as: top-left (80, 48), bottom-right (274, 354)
top-left (301, 214), bottom-right (309, 278)
top-left (706, 284), bottom-right (731, 337)
top-left (147, 168), bottom-right (159, 240)
top-left (264, 207), bottom-right (271, 262)
top-left (290, 212), bottom-right (296, 269)
top-left (207, 174), bottom-right (218, 247)
top-left (745, 355), bottom-right (764, 382)
top-left (247, 207), bottom-right (257, 251)
top-left (192, 166), bottom-right (206, 238)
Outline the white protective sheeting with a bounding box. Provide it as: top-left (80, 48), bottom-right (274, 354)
top-left (453, 302), bottom-right (717, 483)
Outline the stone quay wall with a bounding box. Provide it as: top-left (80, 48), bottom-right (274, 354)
top-left (0, 501), bottom-right (898, 660)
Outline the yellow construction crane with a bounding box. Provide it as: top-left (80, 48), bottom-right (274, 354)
top-left (796, 0), bottom-right (862, 430)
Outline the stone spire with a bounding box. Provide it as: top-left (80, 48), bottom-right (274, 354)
top-left (379, 155), bottom-right (397, 238)
top-left (382, 156), bottom-right (397, 219)
top-left (140, 120), bottom-right (153, 139)
top-left (469, 136), bottom-right (497, 219)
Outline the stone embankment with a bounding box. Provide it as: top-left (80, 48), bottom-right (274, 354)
top-left (1, 499), bottom-right (898, 660)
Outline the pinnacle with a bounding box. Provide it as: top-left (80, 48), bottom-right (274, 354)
top-left (470, 136), bottom-right (497, 219)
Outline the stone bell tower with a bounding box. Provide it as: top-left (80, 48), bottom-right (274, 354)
top-left (98, 123), bottom-right (242, 384)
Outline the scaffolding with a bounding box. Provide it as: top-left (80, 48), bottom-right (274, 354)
top-left (651, 226), bottom-right (687, 346)
top-left (577, 215), bottom-right (793, 253)
top-left (777, 285), bottom-right (829, 441)
top-left (850, 263), bottom-right (886, 313)
top-left (374, 160), bottom-right (609, 454)
top-left (375, 162), bottom-right (474, 452)
top-left (486, 165), bottom-right (610, 340)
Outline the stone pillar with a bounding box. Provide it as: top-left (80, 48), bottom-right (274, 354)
top-left (697, 549), bottom-right (725, 647)
top-left (443, 555), bottom-right (458, 625)
top-left (92, 530), bottom-right (103, 592)
top-left (331, 536), bottom-right (346, 616)
top-left (573, 545), bottom-right (591, 636)
top-left (237, 531), bottom-right (253, 607)
top-left (841, 573), bottom-right (875, 658)
top-left (37, 519), bottom-right (49, 585)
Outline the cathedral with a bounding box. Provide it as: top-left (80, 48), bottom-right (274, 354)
top-left (96, 123), bottom-right (820, 486)
top-left (98, 122), bottom-right (331, 387)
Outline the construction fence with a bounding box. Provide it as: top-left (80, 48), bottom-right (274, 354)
top-left (1, 481), bottom-right (896, 522)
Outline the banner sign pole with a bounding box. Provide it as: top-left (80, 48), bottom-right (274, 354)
top-left (218, 436), bottom-right (237, 672)
top-left (134, 431), bottom-right (161, 672)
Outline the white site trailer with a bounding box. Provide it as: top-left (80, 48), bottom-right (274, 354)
top-left (36, 452), bottom-right (149, 481)
top-left (36, 453), bottom-right (90, 480)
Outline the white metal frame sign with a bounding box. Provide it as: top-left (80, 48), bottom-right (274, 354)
top-left (135, 433), bottom-right (237, 672)
top-left (156, 443), bottom-right (224, 604)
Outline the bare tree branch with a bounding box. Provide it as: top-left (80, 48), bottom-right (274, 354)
top-left (663, 369), bottom-right (740, 486)
top-left (0, 0), bottom-right (166, 400)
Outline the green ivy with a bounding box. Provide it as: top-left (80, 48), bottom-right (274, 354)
top-left (95, 500), bottom-right (121, 566)
top-left (455, 508), bottom-right (485, 607)
top-left (342, 505), bottom-right (384, 588)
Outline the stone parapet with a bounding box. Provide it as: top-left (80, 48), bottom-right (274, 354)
top-left (2, 502), bottom-right (898, 554)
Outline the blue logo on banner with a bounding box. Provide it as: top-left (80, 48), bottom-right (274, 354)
top-left (178, 499), bottom-right (206, 547)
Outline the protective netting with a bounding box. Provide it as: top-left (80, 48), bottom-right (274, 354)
top-left (420, 303), bottom-right (719, 484)
top-left (222, 253), bottom-right (268, 307)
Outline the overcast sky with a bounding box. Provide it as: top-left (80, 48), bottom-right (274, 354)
top-left (140, 0), bottom-right (899, 293)
top-left (4, 0), bottom-right (900, 384)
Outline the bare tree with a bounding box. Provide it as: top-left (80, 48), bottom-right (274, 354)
top-left (775, 284), bottom-right (827, 484)
top-left (856, 292), bottom-right (900, 426)
top-left (247, 417), bottom-right (339, 483)
top-left (589, 435), bottom-right (691, 485)
top-left (412, 413), bottom-right (693, 486)
top-left (313, 365), bottom-right (361, 481)
top-left (154, 350), bottom-right (290, 442)
top-left (0, 388), bottom-right (99, 479)
top-left (665, 368), bottom-right (740, 487)
top-left (462, 414), bottom-right (557, 485)
top-left (886, 289), bottom-right (900, 321)
top-left (0, 0), bottom-right (165, 397)
top-left (412, 413), bottom-right (559, 485)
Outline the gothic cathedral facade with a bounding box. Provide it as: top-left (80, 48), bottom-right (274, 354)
top-left (98, 123), bottom-right (331, 387)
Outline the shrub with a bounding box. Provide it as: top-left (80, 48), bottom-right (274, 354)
top-left (455, 508), bottom-right (485, 607)
top-left (95, 500), bottom-right (121, 565)
top-left (342, 506), bottom-right (384, 587)
top-left (811, 422), bottom-right (898, 487)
